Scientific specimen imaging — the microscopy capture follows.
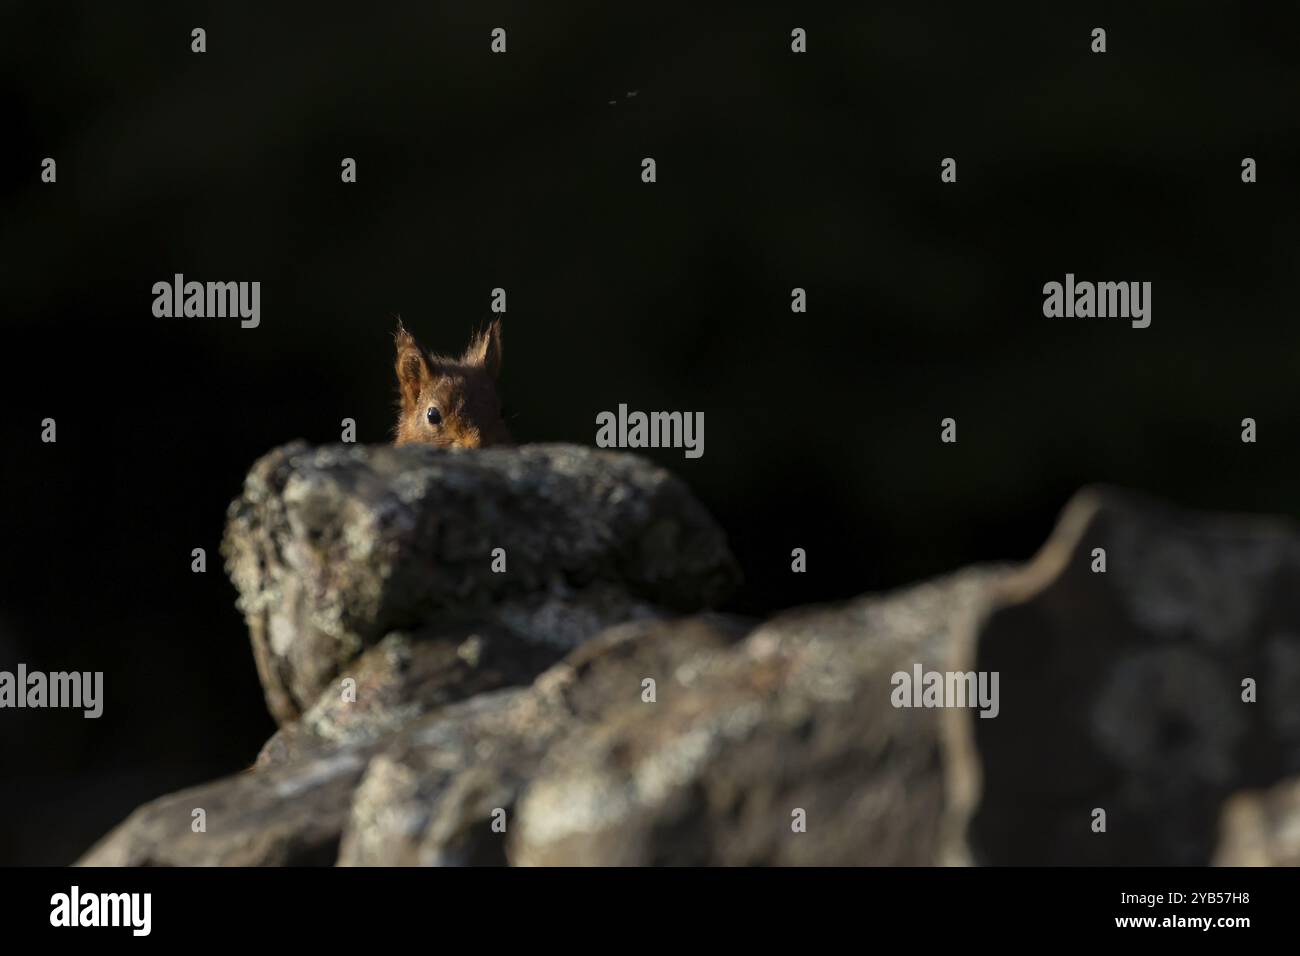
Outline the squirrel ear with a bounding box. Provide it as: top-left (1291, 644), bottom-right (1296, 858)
top-left (394, 320), bottom-right (430, 408)
top-left (464, 319), bottom-right (503, 380)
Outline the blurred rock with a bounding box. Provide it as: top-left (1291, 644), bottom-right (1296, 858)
top-left (970, 487), bottom-right (1300, 864)
top-left (78, 749), bottom-right (368, 866)
top-left (1213, 777), bottom-right (1300, 866)
top-left (510, 572), bottom-right (998, 865)
top-left (340, 614), bottom-right (754, 866)
top-left (81, 459), bottom-right (1300, 865)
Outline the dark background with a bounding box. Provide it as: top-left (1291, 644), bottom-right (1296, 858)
top-left (2, 2), bottom-right (1298, 865)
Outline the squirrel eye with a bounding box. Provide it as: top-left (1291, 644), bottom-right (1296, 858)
top-left (426, 406), bottom-right (442, 426)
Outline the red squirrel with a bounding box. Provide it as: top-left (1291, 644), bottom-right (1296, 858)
top-left (240, 320), bottom-right (511, 774)
top-left (392, 319), bottom-right (513, 448)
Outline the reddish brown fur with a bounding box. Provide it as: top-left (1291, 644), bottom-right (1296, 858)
top-left (393, 319), bottom-right (513, 449)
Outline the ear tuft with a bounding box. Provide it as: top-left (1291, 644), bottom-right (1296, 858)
top-left (464, 319), bottom-right (503, 380)
top-left (394, 316), bottom-right (416, 350)
top-left (394, 320), bottom-right (430, 408)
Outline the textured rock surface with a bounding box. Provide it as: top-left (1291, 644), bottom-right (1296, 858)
top-left (254, 622), bottom-right (564, 769)
top-left (80, 447), bottom-right (1300, 866)
top-left (511, 572), bottom-right (999, 866)
top-left (222, 442), bottom-right (741, 724)
top-left (340, 614), bottom-right (755, 866)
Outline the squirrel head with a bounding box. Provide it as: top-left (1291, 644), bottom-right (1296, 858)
top-left (393, 318), bottom-right (513, 449)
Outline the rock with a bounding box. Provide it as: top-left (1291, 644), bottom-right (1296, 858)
top-left (254, 622), bottom-right (567, 769)
top-left (339, 614), bottom-right (754, 866)
top-left (338, 687), bottom-right (563, 866)
top-left (511, 571), bottom-right (1000, 865)
top-left (222, 442), bottom-right (741, 725)
top-left (1213, 776), bottom-right (1300, 866)
top-left (969, 486), bottom-right (1300, 864)
top-left (78, 749), bottom-right (369, 866)
top-left (82, 449), bottom-right (1300, 866)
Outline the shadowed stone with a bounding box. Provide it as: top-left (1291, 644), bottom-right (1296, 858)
top-left (970, 487), bottom-right (1300, 864)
